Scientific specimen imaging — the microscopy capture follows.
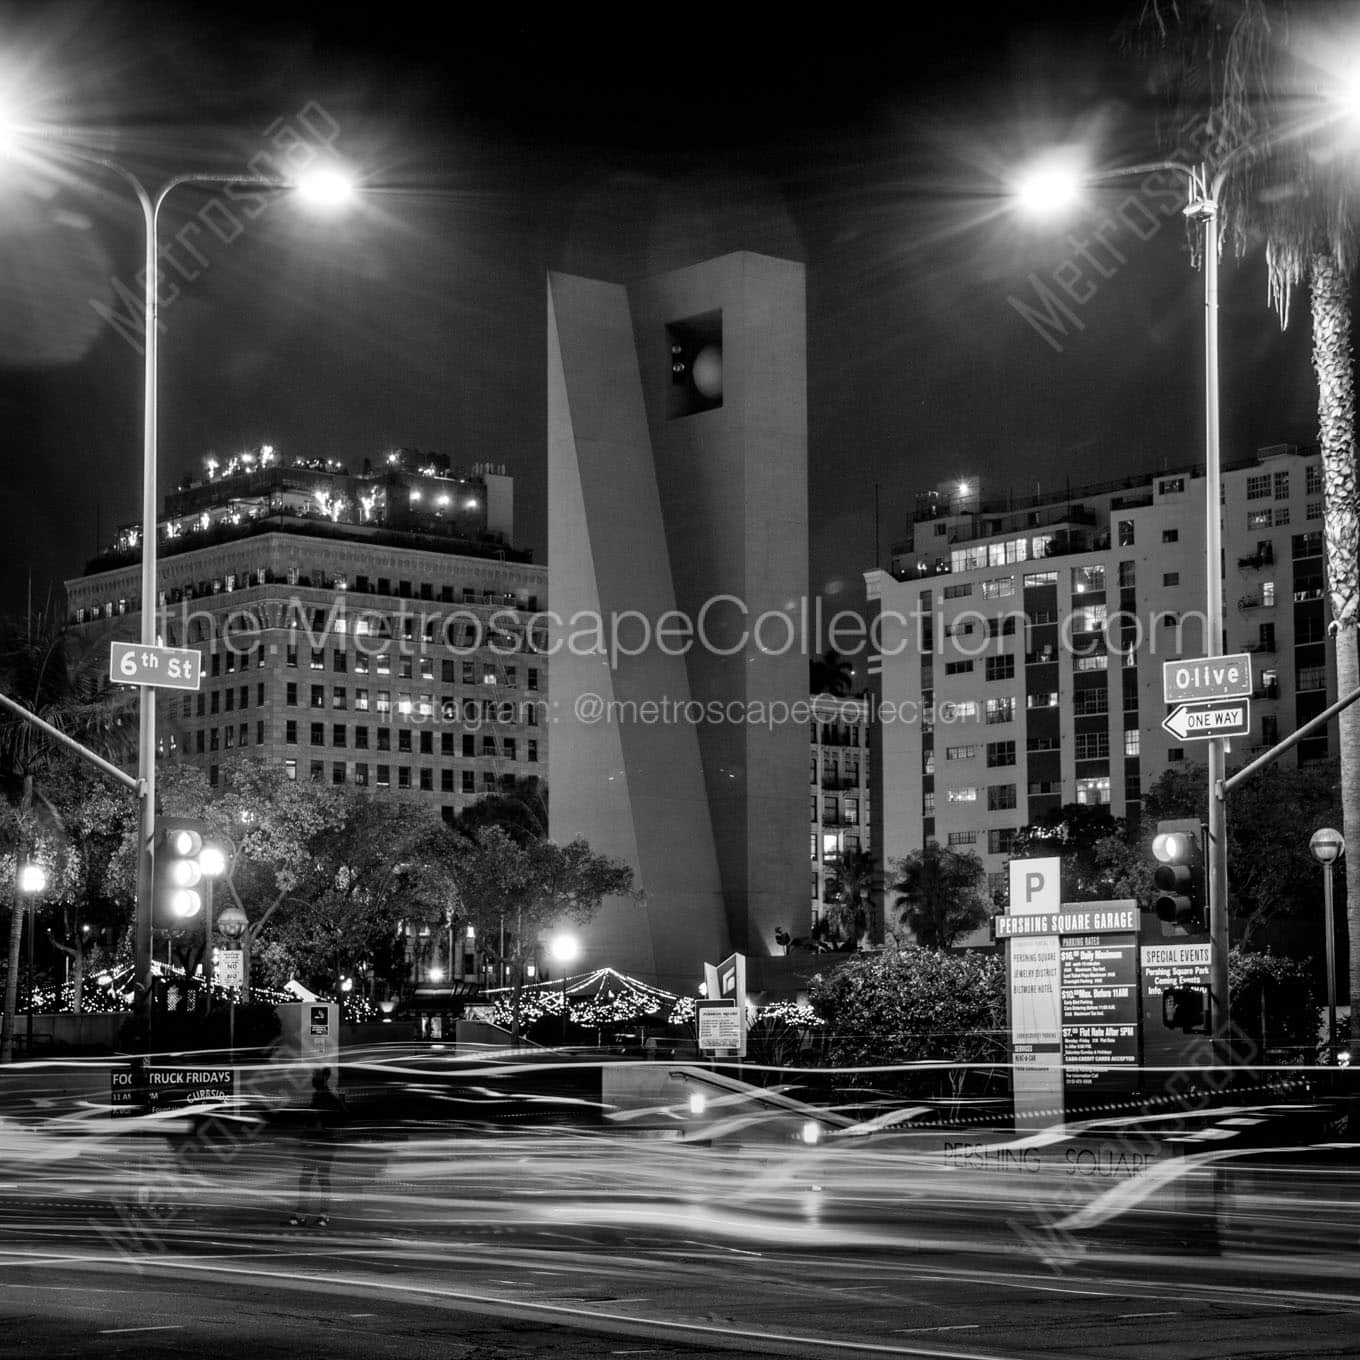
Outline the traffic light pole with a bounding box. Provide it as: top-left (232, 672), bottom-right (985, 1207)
top-left (1198, 185), bottom-right (1232, 1070)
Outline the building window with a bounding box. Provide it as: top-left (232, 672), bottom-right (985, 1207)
top-left (1072, 565), bottom-right (1105, 594)
top-left (376, 690), bottom-right (391, 715)
top-left (1075, 776), bottom-right (1111, 806)
top-left (284, 759), bottom-right (297, 780)
top-left (980, 577), bottom-right (1015, 599)
top-left (1075, 654), bottom-right (1108, 672)
top-left (1074, 731), bottom-right (1110, 760)
top-left (988, 828), bottom-right (1017, 855)
top-left (947, 787), bottom-right (978, 804)
top-left (377, 729), bottom-right (391, 751)
top-left (527, 739), bottom-right (538, 762)
top-left (1274, 507), bottom-right (1290, 527)
top-left (285, 720), bottom-right (297, 744)
top-left (1027, 691), bottom-right (1059, 709)
top-left (1124, 729), bottom-right (1141, 756)
top-left (419, 768), bottom-right (433, 791)
top-left (1158, 477), bottom-right (1184, 495)
top-left (945, 660), bottom-right (973, 676)
top-left (1163, 572), bottom-right (1179, 588)
top-left (1297, 664), bottom-right (1326, 692)
top-left (1306, 500), bottom-right (1323, 520)
top-left (310, 760), bottom-right (324, 782)
top-left (1307, 464), bottom-right (1324, 496)
top-left (332, 724), bottom-right (346, 747)
top-left (1117, 519), bottom-right (1135, 547)
top-left (399, 730), bottom-right (412, 754)
top-left (946, 745), bottom-right (976, 761)
top-left (286, 645), bottom-right (298, 668)
top-left (1247, 474), bottom-right (1271, 500)
top-left (947, 830), bottom-right (977, 846)
top-left (1074, 688), bottom-right (1109, 715)
top-left (940, 700), bottom-right (978, 721)
top-left (1168, 748), bottom-right (1185, 762)
top-left (1274, 470), bottom-right (1290, 499)
top-left (923, 790), bottom-right (935, 815)
top-left (461, 770), bottom-right (475, 793)
top-left (985, 655), bottom-right (1015, 682)
top-left (1248, 509), bottom-right (1272, 529)
top-left (309, 648), bottom-right (324, 670)
top-left (984, 696), bottom-right (1015, 724)
top-left (1261, 581), bottom-right (1276, 606)
top-left (332, 763), bottom-right (346, 785)
top-left (310, 722), bottom-right (324, 744)
top-left (332, 686), bottom-right (346, 709)
top-left (1162, 528), bottom-right (1179, 543)
top-left (987, 784), bottom-right (1017, 811)
top-left (943, 583), bottom-right (972, 599)
top-left (355, 727), bottom-right (369, 749)
top-left (355, 763), bottom-right (369, 787)
top-left (986, 740), bottom-right (1015, 767)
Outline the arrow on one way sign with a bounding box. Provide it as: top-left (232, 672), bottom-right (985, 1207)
top-left (1162, 699), bottom-right (1251, 741)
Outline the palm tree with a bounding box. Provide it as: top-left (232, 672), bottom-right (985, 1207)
top-left (826, 849), bottom-right (881, 947)
top-left (1132, 0), bottom-right (1360, 1048)
top-left (0, 609), bottom-right (133, 1061)
top-left (890, 844), bottom-right (991, 951)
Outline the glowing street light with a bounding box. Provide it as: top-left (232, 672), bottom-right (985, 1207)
top-left (1012, 154), bottom-right (1084, 218)
top-left (0, 116), bottom-right (360, 1044)
top-left (549, 933), bottom-right (580, 1045)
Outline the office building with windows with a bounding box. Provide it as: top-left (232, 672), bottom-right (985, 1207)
top-left (866, 443), bottom-right (1333, 922)
top-left (65, 447), bottom-right (547, 821)
top-left (810, 696), bottom-right (872, 928)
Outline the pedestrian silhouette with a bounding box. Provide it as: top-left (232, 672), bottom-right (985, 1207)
top-left (289, 1067), bottom-right (346, 1228)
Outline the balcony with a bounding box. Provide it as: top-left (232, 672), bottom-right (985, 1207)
top-left (1254, 681), bottom-right (1280, 700)
top-left (1243, 640), bottom-right (1277, 654)
top-left (1238, 548), bottom-right (1274, 570)
top-left (1236, 595), bottom-right (1263, 611)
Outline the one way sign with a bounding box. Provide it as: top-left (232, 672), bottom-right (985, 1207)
top-left (1162, 699), bottom-right (1251, 741)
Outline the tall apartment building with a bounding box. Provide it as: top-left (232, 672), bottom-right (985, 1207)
top-left (65, 447), bottom-right (547, 821)
top-left (866, 443), bottom-right (1332, 914)
top-left (809, 695), bottom-right (872, 928)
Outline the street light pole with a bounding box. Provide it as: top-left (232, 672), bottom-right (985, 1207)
top-left (1310, 827), bottom-right (1345, 1062)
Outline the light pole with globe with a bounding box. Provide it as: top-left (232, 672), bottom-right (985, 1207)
top-left (548, 933), bottom-right (580, 1046)
top-left (19, 863), bottom-right (47, 1053)
top-left (1310, 827), bottom-right (1346, 1062)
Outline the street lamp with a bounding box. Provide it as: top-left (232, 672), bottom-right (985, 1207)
top-left (549, 933), bottom-right (580, 1046)
top-left (18, 863), bottom-right (47, 1054)
top-left (1, 121), bottom-right (356, 1046)
top-left (1015, 152), bottom-right (1233, 1060)
top-left (1310, 827), bottom-right (1346, 1062)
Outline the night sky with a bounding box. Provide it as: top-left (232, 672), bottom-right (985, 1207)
top-left (0, 3), bottom-right (1323, 650)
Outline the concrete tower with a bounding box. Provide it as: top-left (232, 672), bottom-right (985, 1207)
top-left (548, 252), bottom-right (808, 994)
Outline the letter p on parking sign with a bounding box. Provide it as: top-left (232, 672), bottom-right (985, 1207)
top-left (1009, 857), bottom-right (1061, 915)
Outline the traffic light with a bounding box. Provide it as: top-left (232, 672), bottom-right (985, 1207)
top-left (1151, 818), bottom-right (1205, 931)
top-left (1163, 984), bottom-right (1210, 1034)
top-left (154, 816), bottom-right (208, 921)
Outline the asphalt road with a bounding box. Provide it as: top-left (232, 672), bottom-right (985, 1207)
top-left (2, 1178), bottom-right (1359, 1359)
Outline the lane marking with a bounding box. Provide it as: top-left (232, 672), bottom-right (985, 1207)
top-left (99, 1325), bottom-right (184, 1335)
top-left (1117, 1312), bottom-right (1178, 1319)
top-left (894, 1325), bottom-right (980, 1334)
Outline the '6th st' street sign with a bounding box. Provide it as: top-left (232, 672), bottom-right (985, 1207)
top-left (109, 642), bottom-right (203, 692)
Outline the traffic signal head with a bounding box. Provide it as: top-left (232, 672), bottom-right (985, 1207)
top-left (1151, 818), bottom-right (1204, 931)
top-left (154, 816), bottom-right (207, 921)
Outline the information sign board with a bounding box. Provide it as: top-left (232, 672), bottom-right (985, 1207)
top-left (1162, 653), bottom-right (1252, 704)
top-left (110, 1064), bottom-right (234, 1117)
top-left (1060, 934), bottom-right (1139, 1092)
top-left (696, 1000), bottom-right (742, 1052)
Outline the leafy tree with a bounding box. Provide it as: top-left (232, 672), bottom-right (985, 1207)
top-left (1130, 0), bottom-right (1360, 1049)
top-left (449, 827), bottom-right (636, 1040)
top-left (1010, 804), bottom-right (1149, 904)
top-left (1144, 762), bottom-right (1339, 946)
top-left (808, 946), bottom-right (1007, 1090)
top-left (1229, 947), bottom-right (1323, 1061)
top-left (453, 776), bottom-right (548, 845)
top-left (261, 789), bottom-right (454, 993)
top-left (0, 610), bottom-right (134, 1059)
top-left (889, 844), bottom-right (991, 949)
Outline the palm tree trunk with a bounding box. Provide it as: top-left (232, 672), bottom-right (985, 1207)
top-left (1309, 251), bottom-right (1360, 1052)
top-left (1, 779), bottom-right (33, 1063)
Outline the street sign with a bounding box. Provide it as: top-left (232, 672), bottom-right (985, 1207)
top-left (1162, 653), bottom-right (1252, 704)
top-left (110, 641), bottom-right (203, 692)
top-left (696, 999), bottom-right (742, 1051)
top-left (214, 948), bottom-right (244, 988)
top-left (1161, 699), bottom-right (1251, 741)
